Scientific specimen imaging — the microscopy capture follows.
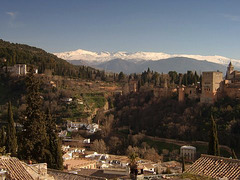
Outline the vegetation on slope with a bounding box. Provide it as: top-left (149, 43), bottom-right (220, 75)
top-left (113, 91), bottom-right (240, 158)
top-left (0, 39), bottom-right (105, 79)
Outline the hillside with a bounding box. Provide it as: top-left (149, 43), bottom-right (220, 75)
top-left (113, 90), bottom-right (240, 158)
top-left (0, 39), bottom-right (97, 78)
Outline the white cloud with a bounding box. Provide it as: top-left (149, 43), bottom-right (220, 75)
top-left (6, 11), bottom-right (17, 19)
top-left (223, 14), bottom-right (240, 22)
top-left (5, 11), bottom-right (22, 28)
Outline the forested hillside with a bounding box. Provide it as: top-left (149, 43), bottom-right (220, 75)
top-left (0, 39), bottom-right (104, 79)
top-left (113, 92), bottom-right (240, 157)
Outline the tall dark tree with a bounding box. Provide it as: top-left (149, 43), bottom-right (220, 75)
top-left (208, 115), bottom-right (220, 156)
top-left (19, 70), bottom-right (48, 162)
top-left (168, 71), bottom-right (179, 84)
top-left (129, 152), bottom-right (138, 180)
top-left (0, 126), bottom-right (6, 148)
top-left (6, 101), bottom-right (17, 156)
top-left (181, 156), bottom-right (185, 173)
top-left (118, 71), bottom-right (125, 81)
top-left (45, 108), bottom-right (63, 170)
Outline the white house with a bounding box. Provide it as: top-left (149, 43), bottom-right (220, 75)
top-left (83, 139), bottom-right (91, 144)
top-left (7, 64), bottom-right (38, 76)
top-left (62, 145), bottom-right (70, 152)
top-left (63, 152), bottom-right (73, 161)
top-left (143, 164), bottom-right (156, 174)
top-left (67, 121), bottom-right (86, 132)
top-left (61, 98), bottom-right (73, 104)
top-left (86, 123), bottom-right (99, 133)
top-left (8, 64), bottom-right (27, 75)
top-left (58, 130), bottom-right (68, 138)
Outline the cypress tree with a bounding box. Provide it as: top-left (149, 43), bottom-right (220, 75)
top-left (19, 69), bottom-right (48, 163)
top-left (208, 115), bottom-right (220, 156)
top-left (45, 108), bottom-right (63, 170)
top-left (182, 156), bottom-right (185, 173)
top-left (6, 101), bottom-right (17, 156)
top-left (129, 152), bottom-right (138, 180)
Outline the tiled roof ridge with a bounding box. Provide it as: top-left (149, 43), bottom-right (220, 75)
top-left (186, 154), bottom-right (240, 180)
top-left (201, 154), bottom-right (240, 163)
top-left (0, 156), bottom-right (35, 180)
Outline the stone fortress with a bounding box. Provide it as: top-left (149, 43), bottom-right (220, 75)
top-left (179, 62), bottom-right (240, 104)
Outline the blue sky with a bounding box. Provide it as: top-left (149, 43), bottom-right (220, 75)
top-left (1, 0), bottom-right (240, 58)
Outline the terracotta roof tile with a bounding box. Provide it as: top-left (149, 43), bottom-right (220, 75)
top-left (186, 154), bottom-right (240, 180)
top-left (0, 156), bottom-right (34, 180)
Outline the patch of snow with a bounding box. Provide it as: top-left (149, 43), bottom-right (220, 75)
top-left (54, 49), bottom-right (240, 67)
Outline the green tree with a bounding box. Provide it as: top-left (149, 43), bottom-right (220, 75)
top-left (182, 74), bottom-right (188, 85)
top-left (45, 108), bottom-right (63, 170)
top-left (0, 147), bottom-right (6, 155)
top-left (91, 139), bottom-right (107, 153)
top-left (208, 115), bottom-right (220, 156)
top-left (182, 156), bottom-right (185, 173)
top-left (118, 72), bottom-right (125, 81)
top-left (129, 152), bottom-right (138, 179)
top-left (168, 71), bottom-right (179, 84)
top-left (187, 71), bottom-right (194, 85)
top-left (6, 101), bottom-right (17, 156)
top-left (0, 126), bottom-right (6, 149)
top-left (19, 70), bottom-right (48, 163)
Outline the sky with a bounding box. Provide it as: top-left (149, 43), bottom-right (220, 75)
top-left (1, 0), bottom-right (240, 59)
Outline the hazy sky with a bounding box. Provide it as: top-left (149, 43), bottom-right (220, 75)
top-left (1, 0), bottom-right (240, 58)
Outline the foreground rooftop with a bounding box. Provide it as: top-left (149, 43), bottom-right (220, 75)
top-left (186, 154), bottom-right (240, 180)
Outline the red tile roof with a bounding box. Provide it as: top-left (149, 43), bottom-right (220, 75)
top-left (0, 156), bottom-right (34, 180)
top-left (186, 154), bottom-right (240, 180)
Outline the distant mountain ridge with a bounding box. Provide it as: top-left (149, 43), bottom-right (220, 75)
top-left (67, 57), bottom-right (230, 74)
top-left (54, 48), bottom-right (240, 67)
top-left (96, 58), bottom-right (230, 74)
top-left (55, 48), bottom-right (240, 74)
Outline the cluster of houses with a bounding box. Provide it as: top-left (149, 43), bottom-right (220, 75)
top-left (1, 149), bottom-right (239, 180)
top-left (59, 143), bottom-right (202, 179)
top-left (1, 64), bottom-right (38, 76)
top-left (60, 144), bottom-right (185, 178)
top-left (66, 121), bottom-right (99, 134)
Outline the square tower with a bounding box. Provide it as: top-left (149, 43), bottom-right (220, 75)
top-left (200, 71), bottom-right (223, 104)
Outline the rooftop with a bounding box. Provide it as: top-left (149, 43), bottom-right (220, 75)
top-left (0, 156), bottom-right (35, 180)
top-left (0, 156), bottom-right (54, 180)
top-left (181, 145), bottom-right (196, 150)
top-left (64, 159), bottom-right (96, 170)
top-left (186, 154), bottom-right (240, 180)
top-left (75, 169), bottom-right (130, 179)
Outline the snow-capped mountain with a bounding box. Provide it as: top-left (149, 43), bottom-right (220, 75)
top-left (54, 48), bottom-right (240, 67)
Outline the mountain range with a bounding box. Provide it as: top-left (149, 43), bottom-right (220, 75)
top-left (54, 49), bottom-right (240, 74)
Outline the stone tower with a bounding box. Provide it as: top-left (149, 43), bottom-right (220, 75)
top-left (178, 86), bottom-right (185, 102)
top-left (200, 71), bottom-right (223, 104)
top-left (226, 61), bottom-right (234, 80)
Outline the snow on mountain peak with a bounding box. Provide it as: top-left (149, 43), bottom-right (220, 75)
top-left (54, 49), bottom-right (240, 67)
